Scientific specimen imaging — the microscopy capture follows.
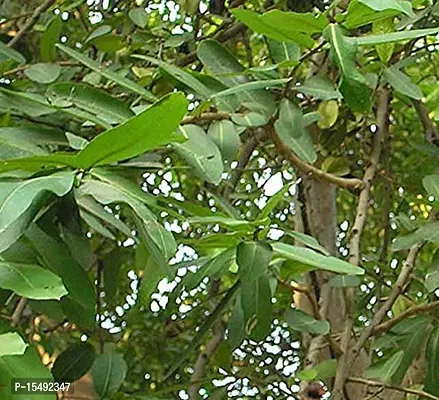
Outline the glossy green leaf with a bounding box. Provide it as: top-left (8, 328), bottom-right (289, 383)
top-left (0, 262), bottom-right (67, 300)
top-left (296, 75), bottom-right (342, 100)
top-left (212, 79), bottom-right (289, 98)
top-left (25, 225), bottom-right (96, 329)
top-left (91, 352), bottom-right (127, 398)
top-left (272, 242), bottom-right (364, 275)
top-left (198, 40), bottom-right (275, 117)
top-left (425, 270), bottom-right (439, 293)
top-left (274, 99), bottom-right (316, 163)
top-left (423, 174), bottom-right (439, 198)
top-left (77, 196), bottom-right (132, 237)
top-left (129, 7), bottom-right (148, 28)
top-left (324, 24), bottom-right (372, 112)
top-left (56, 44), bottom-right (157, 102)
top-left (329, 275), bottom-right (361, 287)
top-left (237, 241), bottom-right (272, 282)
top-left (343, 1), bottom-right (400, 29)
top-left (285, 309), bottom-right (330, 334)
top-left (0, 333), bottom-right (27, 357)
top-left (227, 296), bottom-right (245, 350)
top-left (267, 39), bottom-right (299, 64)
top-left (285, 231), bottom-right (330, 256)
top-left (76, 93), bottom-right (188, 168)
top-left (373, 18), bottom-right (395, 63)
top-left (391, 221), bottom-right (439, 251)
top-left (241, 274), bottom-right (272, 341)
top-left (259, 182), bottom-right (292, 220)
top-left (358, 0), bottom-right (413, 15)
top-left (52, 342), bottom-right (95, 383)
top-left (0, 40), bottom-right (25, 64)
top-left (297, 359), bottom-right (337, 381)
top-left (0, 88), bottom-right (54, 118)
top-left (132, 55), bottom-right (211, 99)
top-left (66, 132), bottom-right (89, 150)
top-left (24, 63), bottom-right (61, 84)
top-left (231, 9), bottom-right (328, 47)
top-left (231, 112), bottom-right (268, 127)
top-left (0, 171), bottom-right (75, 253)
top-left (207, 120), bottom-right (240, 162)
top-left (0, 346), bottom-right (55, 400)
top-left (173, 124), bottom-right (223, 184)
top-left (425, 325), bottom-right (439, 395)
top-left (85, 25), bottom-right (112, 43)
top-left (46, 83), bottom-right (134, 124)
top-left (138, 256), bottom-right (168, 305)
top-left (40, 16), bottom-right (62, 62)
top-left (382, 351), bottom-right (404, 383)
top-left (383, 67), bottom-right (423, 99)
top-left (353, 27), bottom-right (439, 46)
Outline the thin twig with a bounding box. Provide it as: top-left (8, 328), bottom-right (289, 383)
top-left (8, 0), bottom-right (56, 48)
top-left (346, 377), bottom-right (439, 400)
top-left (332, 87), bottom-right (390, 400)
top-left (182, 112), bottom-right (231, 125)
top-left (372, 300), bottom-right (439, 336)
top-left (96, 259), bottom-right (104, 354)
top-left (413, 100), bottom-right (439, 142)
top-left (268, 126), bottom-right (364, 192)
top-left (11, 298), bottom-right (27, 327)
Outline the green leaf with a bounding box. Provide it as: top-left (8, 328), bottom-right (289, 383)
top-left (77, 196), bottom-right (132, 237)
top-left (0, 346), bottom-right (55, 400)
top-left (272, 242), bottom-right (364, 275)
top-left (383, 67), bottom-right (423, 99)
top-left (0, 262), bottom-right (67, 300)
top-left (317, 100), bottom-right (339, 129)
top-left (231, 9), bottom-right (327, 47)
top-left (231, 112), bottom-right (268, 127)
top-left (173, 124), bottom-right (224, 184)
top-left (188, 216), bottom-right (260, 230)
top-left (285, 309), bottom-right (330, 334)
top-left (274, 99), bottom-right (316, 163)
top-left (40, 16), bottom-right (62, 62)
top-left (212, 79), bottom-right (289, 98)
top-left (25, 225), bottom-right (96, 329)
top-left (425, 270), bottom-right (439, 293)
top-left (0, 41), bottom-right (25, 64)
top-left (382, 350), bottom-right (404, 383)
top-left (358, 0), bottom-right (413, 16)
top-left (285, 231), bottom-right (330, 256)
top-left (138, 256), bottom-right (168, 305)
top-left (297, 359), bottom-right (337, 381)
top-left (52, 342), bottom-right (95, 383)
top-left (259, 182), bottom-right (292, 220)
top-left (184, 248), bottom-right (235, 290)
top-left (80, 210), bottom-right (116, 240)
top-left (0, 88), bottom-right (55, 118)
top-left (0, 132), bottom-right (46, 160)
top-left (0, 333), bottom-right (27, 357)
top-left (207, 120), bottom-right (240, 162)
top-left (76, 93), bottom-right (188, 168)
top-left (425, 325), bottom-right (439, 395)
top-left (267, 39), bottom-right (299, 64)
top-left (91, 352), bottom-right (127, 398)
top-left (129, 7), bottom-right (148, 28)
top-left (241, 274), bottom-right (273, 341)
top-left (227, 296), bottom-right (245, 349)
top-left (46, 83), bottom-right (134, 125)
top-left (423, 175), bottom-right (439, 198)
top-left (66, 132), bottom-right (89, 150)
top-left (198, 40), bottom-right (275, 117)
top-left (132, 55), bottom-right (211, 99)
top-left (373, 17), bottom-right (395, 63)
top-left (24, 63), bottom-right (61, 84)
top-left (237, 241), bottom-right (272, 282)
top-left (343, 1), bottom-right (400, 30)
top-left (353, 27), bottom-right (439, 46)
top-left (296, 75), bottom-right (342, 100)
top-left (391, 221), bottom-right (439, 251)
top-left (0, 171), bottom-right (75, 253)
top-left (85, 25), bottom-right (112, 43)
top-left (56, 44), bottom-right (157, 102)
top-left (324, 24), bottom-right (372, 112)
top-left (390, 317), bottom-right (427, 385)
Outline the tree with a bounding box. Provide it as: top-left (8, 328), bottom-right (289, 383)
top-left (0, 0), bottom-right (438, 399)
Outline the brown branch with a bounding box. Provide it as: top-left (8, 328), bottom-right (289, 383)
top-left (11, 298), bottom-right (27, 327)
top-left (372, 300), bottom-right (439, 336)
top-left (7, 0), bottom-right (56, 48)
top-left (332, 87), bottom-right (390, 400)
top-left (346, 377), bottom-right (439, 400)
top-left (413, 100), bottom-right (439, 143)
top-left (268, 126), bottom-right (364, 192)
top-left (182, 112), bottom-right (231, 125)
top-left (96, 260), bottom-right (104, 354)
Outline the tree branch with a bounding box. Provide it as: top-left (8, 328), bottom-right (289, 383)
top-left (413, 100), bottom-right (439, 142)
top-left (372, 300), bottom-right (439, 336)
top-left (346, 377), bottom-right (439, 400)
top-left (268, 126), bottom-right (364, 192)
top-left (332, 87), bottom-right (390, 400)
top-left (7, 0), bottom-right (56, 48)
top-left (182, 112), bottom-right (231, 125)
